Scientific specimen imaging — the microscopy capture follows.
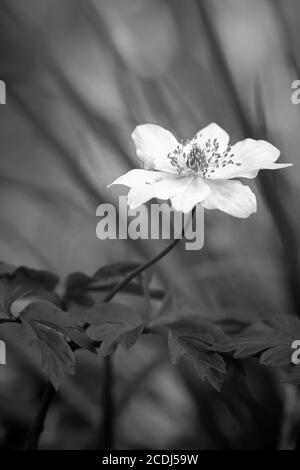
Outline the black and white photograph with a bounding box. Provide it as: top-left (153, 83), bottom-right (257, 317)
top-left (0, 0), bottom-right (300, 455)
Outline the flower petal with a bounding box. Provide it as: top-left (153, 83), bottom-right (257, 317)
top-left (108, 169), bottom-right (173, 188)
top-left (132, 124), bottom-right (179, 172)
top-left (170, 177), bottom-right (211, 213)
top-left (202, 179), bottom-right (257, 218)
top-left (206, 138), bottom-right (292, 180)
top-left (127, 175), bottom-right (194, 209)
top-left (193, 123), bottom-right (230, 153)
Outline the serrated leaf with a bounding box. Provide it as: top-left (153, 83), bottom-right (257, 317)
top-left (219, 314), bottom-right (300, 368)
top-left (85, 303), bottom-right (144, 355)
top-left (260, 346), bottom-right (292, 366)
top-left (165, 317), bottom-right (228, 391)
top-left (20, 301), bottom-right (96, 353)
top-left (219, 331), bottom-right (276, 358)
top-left (164, 317), bottom-right (227, 346)
top-left (21, 319), bottom-right (75, 389)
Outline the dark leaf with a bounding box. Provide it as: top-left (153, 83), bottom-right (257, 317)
top-left (0, 262), bottom-right (59, 290)
top-left (0, 263), bottom-right (59, 317)
top-left (66, 328), bottom-right (96, 353)
top-left (85, 302), bottom-right (144, 355)
top-left (15, 267), bottom-right (59, 291)
top-left (0, 262), bottom-right (20, 276)
top-left (20, 301), bottom-right (96, 353)
top-left (64, 272), bottom-right (94, 307)
top-left (165, 317), bottom-right (228, 391)
top-left (0, 278), bottom-right (30, 316)
top-left (92, 261), bottom-right (141, 287)
top-left (219, 314), bottom-right (300, 367)
top-left (21, 319), bottom-right (75, 389)
top-left (64, 272), bottom-right (91, 291)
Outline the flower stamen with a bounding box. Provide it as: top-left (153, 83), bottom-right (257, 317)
top-left (168, 136), bottom-right (244, 178)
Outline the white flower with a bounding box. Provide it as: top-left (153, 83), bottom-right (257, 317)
top-left (109, 123), bottom-right (292, 218)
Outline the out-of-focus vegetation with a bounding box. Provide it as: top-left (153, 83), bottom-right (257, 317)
top-left (0, 0), bottom-right (300, 450)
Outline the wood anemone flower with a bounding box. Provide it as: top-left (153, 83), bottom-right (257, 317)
top-left (109, 123), bottom-right (292, 217)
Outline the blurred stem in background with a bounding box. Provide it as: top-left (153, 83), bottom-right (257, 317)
top-left (26, 384), bottom-right (55, 450)
top-left (270, 0), bottom-right (300, 77)
top-left (26, 212), bottom-right (195, 450)
top-left (101, 357), bottom-right (114, 450)
top-left (196, 0), bottom-right (300, 448)
top-left (197, 0), bottom-right (300, 316)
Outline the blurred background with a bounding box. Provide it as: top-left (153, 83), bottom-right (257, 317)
top-left (0, 0), bottom-right (300, 450)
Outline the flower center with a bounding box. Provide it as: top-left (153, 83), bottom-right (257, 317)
top-left (168, 137), bottom-right (242, 178)
top-left (186, 145), bottom-right (208, 174)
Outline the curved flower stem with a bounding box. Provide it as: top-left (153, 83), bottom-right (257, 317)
top-left (102, 235), bottom-right (186, 304)
top-left (26, 210), bottom-right (195, 450)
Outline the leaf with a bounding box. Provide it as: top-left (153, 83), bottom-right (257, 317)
top-left (64, 272), bottom-right (94, 307)
top-left (164, 317), bottom-right (227, 345)
top-left (0, 279), bottom-right (30, 316)
top-left (0, 262), bottom-right (21, 276)
top-left (65, 272), bottom-right (91, 290)
top-left (219, 314), bottom-right (300, 367)
top-left (15, 267), bottom-right (59, 291)
top-left (21, 319), bottom-right (75, 389)
top-left (219, 330), bottom-right (277, 359)
top-left (0, 262), bottom-right (59, 290)
top-left (20, 301), bottom-right (96, 353)
top-left (65, 328), bottom-right (96, 352)
top-left (165, 317), bottom-right (228, 391)
top-left (92, 261), bottom-right (142, 287)
top-left (0, 263), bottom-right (59, 317)
top-left (264, 314), bottom-right (300, 338)
top-left (63, 263), bottom-right (150, 306)
top-left (85, 303), bottom-right (145, 355)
